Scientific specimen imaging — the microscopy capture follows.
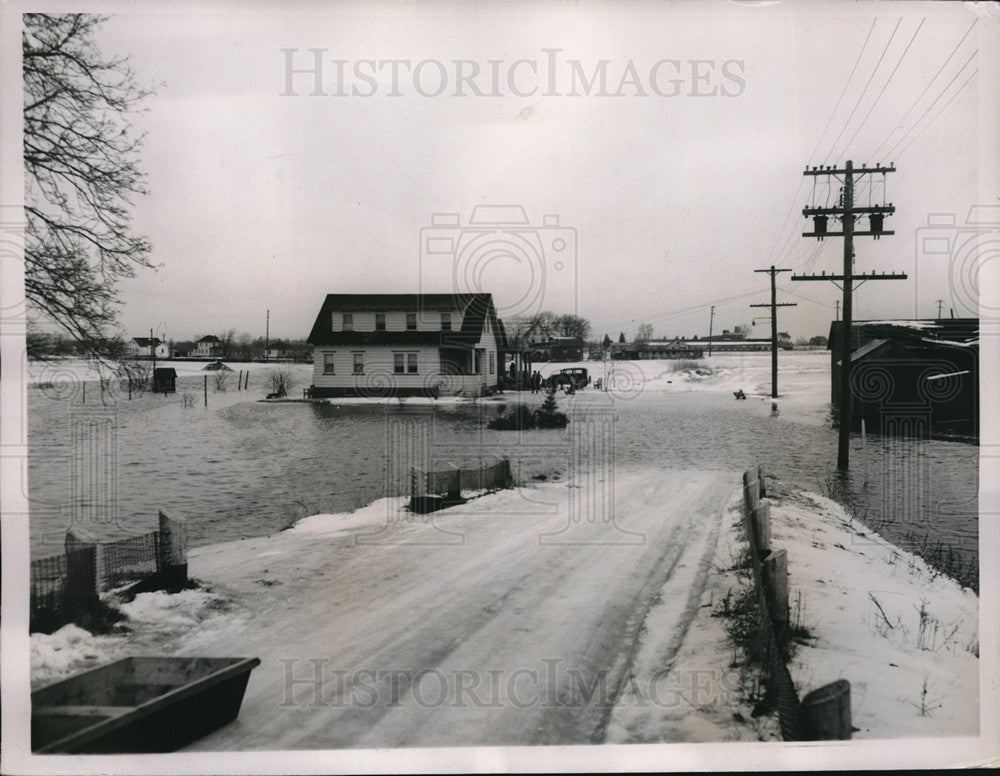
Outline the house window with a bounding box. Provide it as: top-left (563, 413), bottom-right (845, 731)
top-left (375, 313), bottom-right (386, 331)
top-left (323, 352), bottom-right (335, 375)
top-left (441, 312), bottom-right (451, 330)
top-left (406, 313), bottom-right (417, 330)
top-left (343, 313), bottom-right (353, 331)
top-left (353, 352), bottom-right (364, 374)
top-left (489, 351), bottom-right (495, 375)
top-left (474, 350), bottom-right (483, 374)
top-left (394, 352), bottom-right (418, 374)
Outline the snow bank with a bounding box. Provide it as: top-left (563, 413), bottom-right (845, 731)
top-left (772, 488), bottom-right (979, 738)
top-left (30, 625), bottom-right (125, 689)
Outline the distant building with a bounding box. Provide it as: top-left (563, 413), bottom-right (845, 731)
top-left (306, 293), bottom-right (507, 397)
top-left (610, 338), bottom-right (704, 360)
top-left (127, 337), bottom-right (170, 359)
top-left (193, 335), bottom-right (223, 358)
top-left (828, 319), bottom-right (978, 437)
top-left (527, 336), bottom-right (585, 362)
top-left (266, 339), bottom-right (291, 360)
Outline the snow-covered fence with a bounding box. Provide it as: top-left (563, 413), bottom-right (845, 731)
top-left (408, 458), bottom-right (513, 513)
top-left (741, 466), bottom-right (852, 741)
top-left (28, 513), bottom-right (189, 633)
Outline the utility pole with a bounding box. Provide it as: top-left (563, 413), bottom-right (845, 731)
top-left (794, 160), bottom-right (905, 470)
top-left (708, 305), bottom-right (715, 357)
top-left (265, 309), bottom-right (270, 362)
top-left (150, 327), bottom-right (156, 372)
top-left (751, 266), bottom-right (796, 398)
top-left (835, 299), bottom-right (840, 322)
top-left (935, 299), bottom-right (944, 319)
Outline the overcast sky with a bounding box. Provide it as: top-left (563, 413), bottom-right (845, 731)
top-left (35, 1), bottom-right (1000, 342)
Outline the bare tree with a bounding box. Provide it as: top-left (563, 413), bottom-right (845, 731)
top-left (552, 314), bottom-right (592, 341)
top-left (23, 14), bottom-right (155, 357)
top-left (235, 332), bottom-right (255, 361)
top-left (636, 322), bottom-right (654, 342)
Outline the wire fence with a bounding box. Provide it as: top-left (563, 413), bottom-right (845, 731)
top-left (100, 531), bottom-right (161, 591)
top-left (29, 554), bottom-right (68, 632)
top-left (29, 514), bottom-right (186, 634)
top-left (417, 458), bottom-right (513, 498)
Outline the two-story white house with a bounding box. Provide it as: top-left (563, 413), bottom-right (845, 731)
top-left (194, 335), bottom-right (223, 358)
top-left (306, 293), bottom-right (507, 397)
top-left (127, 337), bottom-right (170, 359)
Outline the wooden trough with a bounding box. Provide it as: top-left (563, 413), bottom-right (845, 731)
top-left (32, 656), bottom-right (260, 753)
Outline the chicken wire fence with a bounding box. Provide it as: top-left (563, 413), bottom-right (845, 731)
top-left (416, 458), bottom-right (513, 498)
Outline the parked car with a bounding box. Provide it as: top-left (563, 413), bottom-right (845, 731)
top-left (546, 367), bottom-right (590, 391)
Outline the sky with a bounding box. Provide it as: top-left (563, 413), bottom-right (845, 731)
top-left (19, 0), bottom-right (1000, 343)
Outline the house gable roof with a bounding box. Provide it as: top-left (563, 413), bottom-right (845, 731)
top-left (307, 293), bottom-right (509, 348)
top-left (132, 337), bottom-right (162, 347)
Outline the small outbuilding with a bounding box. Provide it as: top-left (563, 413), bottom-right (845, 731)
top-left (152, 367), bottom-right (177, 394)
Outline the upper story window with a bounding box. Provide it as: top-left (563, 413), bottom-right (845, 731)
top-left (406, 313), bottom-right (417, 331)
top-left (375, 313), bottom-right (386, 331)
top-left (441, 312), bottom-right (452, 330)
top-left (343, 313), bottom-right (354, 331)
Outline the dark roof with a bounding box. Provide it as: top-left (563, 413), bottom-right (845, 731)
top-left (829, 319), bottom-right (978, 352)
top-left (307, 293), bottom-right (509, 348)
top-left (198, 335), bottom-right (221, 343)
top-left (132, 337), bottom-right (162, 347)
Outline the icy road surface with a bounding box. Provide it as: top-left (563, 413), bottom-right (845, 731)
top-left (184, 468), bottom-right (735, 749)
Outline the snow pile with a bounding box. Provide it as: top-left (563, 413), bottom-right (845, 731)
top-left (286, 496), bottom-right (409, 536)
top-left (118, 588), bottom-right (233, 636)
top-left (30, 624), bottom-right (125, 688)
top-left (772, 489), bottom-right (979, 738)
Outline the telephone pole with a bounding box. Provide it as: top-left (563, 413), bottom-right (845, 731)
top-left (793, 160), bottom-right (905, 470)
top-left (265, 309), bottom-right (270, 362)
top-left (935, 299), bottom-right (944, 319)
top-left (708, 305), bottom-right (715, 357)
top-left (751, 266), bottom-right (796, 398)
top-left (835, 299), bottom-right (840, 321)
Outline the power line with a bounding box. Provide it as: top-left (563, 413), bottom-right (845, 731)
top-left (764, 20), bottom-right (879, 267)
top-left (870, 18), bottom-right (978, 161)
top-left (882, 48), bottom-right (978, 162)
top-left (890, 66), bottom-right (978, 162)
top-left (823, 17), bottom-right (903, 162)
top-left (838, 18), bottom-right (926, 160)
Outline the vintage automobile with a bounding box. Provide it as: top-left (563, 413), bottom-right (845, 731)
top-left (546, 367), bottom-right (591, 391)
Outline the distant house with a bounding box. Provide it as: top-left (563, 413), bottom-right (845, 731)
top-left (193, 335), bottom-right (223, 358)
top-left (527, 336), bottom-right (585, 362)
top-left (127, 337), bottom-right (170, 359)
top-left (266, 340), bottom-right (291, 360)
top-left (828, 319), bottom-right (978, 437)
top-left (306, 293), bottom-right (507, 397)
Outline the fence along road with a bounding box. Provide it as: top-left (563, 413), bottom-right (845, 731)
top-left (180, 468), bottom-right (736, 749)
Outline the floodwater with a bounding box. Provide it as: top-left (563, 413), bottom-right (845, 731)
top-left (25, 370), bottom-right (978, 588)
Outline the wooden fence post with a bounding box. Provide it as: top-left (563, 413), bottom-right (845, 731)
top-left (158, 511), bottom-right (188, 590)
top-left (802, 679), bottom-right (852, 740)
top-left (762, 548), bottom-right (789, 637)
top-left (744, 482), bottom-right (760, 512)
top-left (757, 464), bottom-right (767, 496)
top-left (753, 502), bottom-right (772, 557)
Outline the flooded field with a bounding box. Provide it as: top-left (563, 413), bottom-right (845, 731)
top-left (25, 357), bottom-right (978, 588)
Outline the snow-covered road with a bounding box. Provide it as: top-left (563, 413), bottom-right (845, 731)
top-left (179, 468), bottom-right (735, 749)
